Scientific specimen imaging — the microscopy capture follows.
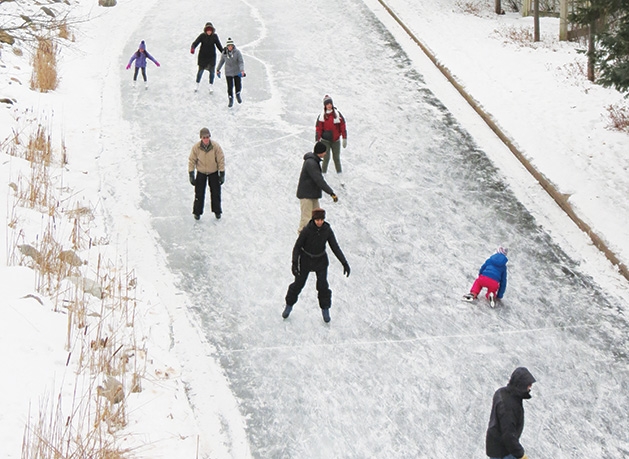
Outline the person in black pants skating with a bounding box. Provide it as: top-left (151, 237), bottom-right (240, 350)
top-left (188, 127), bottom-right (225, 220)
top-left (283, 208), bottom-right (350, 323)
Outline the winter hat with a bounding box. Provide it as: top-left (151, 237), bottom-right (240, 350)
top-left (312, 208), bottom-right (326, 220)
top-left (323, 94), bottom-right (333, 106)
top-left (204, 22), bottom-right (214, 33)
top-left (199, 127), bottom-right (211, 138)
top-left (497, 246), bottom-right (509, 256)
top-left (139, 40), bottom-right (146, 51)
top-left (226, 37), bottom-right (234, 46)
top-left (314, 141), bottom-right (327, 155)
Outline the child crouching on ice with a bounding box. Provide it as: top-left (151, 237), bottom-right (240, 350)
top-left (463, 247), bottom-right (508, 307)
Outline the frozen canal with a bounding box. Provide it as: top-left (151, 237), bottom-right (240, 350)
top-left (121, 0), bottom-right (629, 456)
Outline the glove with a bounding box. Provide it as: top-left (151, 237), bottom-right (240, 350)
top-left (126, 64), bottom-right (131, 70)
top-left (240, 71), bottom-right (246, 77)
top-left (189, 171), bottom-right (196, 186)
top-left (218, 171), bottom-right (225, 185)
top-left (216, 70), bottom-right (221, 78)
top-left (519, 455), bottom-right (529, 459)
top-left (292, 264), bottom-right (299, 277)
top-left (342, 138), bottom-right (347, 148)
top-left (190, 48), bottom-right (195, 54)
top-left (331, 194), bottom-right (338, 203)
top-left (155, 62), bottom-right (161, 67)
top-left (343, 263), bottom-right (351, 277)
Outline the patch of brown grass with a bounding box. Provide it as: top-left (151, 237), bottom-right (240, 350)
top-left (30, 37), bottom-right (59, 92)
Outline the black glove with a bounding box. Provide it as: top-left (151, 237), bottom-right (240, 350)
top-left (189, 171), bottom-right (196, 186)
top-left (343, 262), bottom-right (351, 277)
top-left (218, 171), bottom-right (225, 185)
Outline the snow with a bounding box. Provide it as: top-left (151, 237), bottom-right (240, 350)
top-left (1, 0), bottom-right (628, 458)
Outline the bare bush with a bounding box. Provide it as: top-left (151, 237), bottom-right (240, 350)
top-left (492, 24), bottom-right (535, 45)
top-left (454, 0), bottom-right (488, 16)
top-left (606, 103), bottom-right (629, 132)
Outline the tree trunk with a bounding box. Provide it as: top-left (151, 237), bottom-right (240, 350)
top-left (587, 21), bottom-right (596, 81)
top-left (495, 0), bottom-right (502, 15)
top-left (534, 0), bottom-right (540, 41)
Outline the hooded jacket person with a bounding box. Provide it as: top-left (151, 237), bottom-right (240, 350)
top-left (191, 22), bottom-right (223, 89)
top-left (486, 367), bottom-right (536, 459)
top-left (464, 247), bottom-right (509, 305)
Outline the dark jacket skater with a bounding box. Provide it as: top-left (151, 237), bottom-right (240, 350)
top-left (191, 22), bottom-right (223, 86)
top-left (283, 208), bottom-right (350, 323)
top-left (296, 142), bottom-right (337, 232)
top-left (486, 367), bottom-right (536, 459)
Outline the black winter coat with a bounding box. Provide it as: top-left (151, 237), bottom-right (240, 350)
top-left (292, 221), bottom-right (347, 273)
top-left (191, 33), bottom-right (223, 68)
top-left (296, 152), bottom-right (334, 199)
top-left (486, 367), bottom-right (536, 458)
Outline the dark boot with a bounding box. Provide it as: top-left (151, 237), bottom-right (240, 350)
top-left (228, 96), bottom-right (234, 107)
top-left (321, 308), bottom-right (330, 323)
top-left (236, 92), bottom-right (242, 104)
top-left (282, 305), bottom-right (293, 319)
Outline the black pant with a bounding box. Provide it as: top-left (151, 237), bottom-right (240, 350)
top-left (226, 75), bottom-right (242, 97)
top-left (285, 266), bottom-right (332, 309)
top-left (193, 171), bottom-right (221, 216)
top-left (133, 66), bottom-right (147, 82)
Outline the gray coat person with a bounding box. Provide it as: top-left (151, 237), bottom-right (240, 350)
top-left (216, 37), bottom-right (245, 107)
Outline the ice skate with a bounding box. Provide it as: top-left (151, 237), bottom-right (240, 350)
top-left (194, 82), bottom-right (199, 92)
top-left (209, 84), bottom-right (214, 94)
top-left (489, 292), bottom-right (496, 308)
top-left (463, 293), bottom-right (476, 302)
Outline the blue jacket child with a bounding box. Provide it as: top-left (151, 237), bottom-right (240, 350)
top-left (464, 247), bottom-right (508, 304)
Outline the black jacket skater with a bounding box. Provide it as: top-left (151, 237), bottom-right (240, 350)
top-left (285, 219), bottom-right (348, 310)
top-left (486, 367), bottom-right (536, 458)
top-left (191, 30), bottom-right (223, 69)
top-left (296, 152), bottom-right (334, 199)
top-left (292, 220), bottom-right (347, 274)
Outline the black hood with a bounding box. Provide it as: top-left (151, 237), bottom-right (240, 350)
top-left (507, 367), bottom-right (536, 399)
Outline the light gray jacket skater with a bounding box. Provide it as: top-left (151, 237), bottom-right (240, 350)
top-left (216, 37), bottom-right (245, 107)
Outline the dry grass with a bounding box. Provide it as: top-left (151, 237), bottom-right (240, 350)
top-left (454, 0), bottom-right (489, 16)
top-left (606, 103), bottom-right (629, 132)
top-left (58, 20), bottom-right (75, 42)
top-left (30, 37), bottom-right (59, 92)
top-left (4, 115), bottom-right (146, 459)
top-left (492, 24), bottom-right (535, 45)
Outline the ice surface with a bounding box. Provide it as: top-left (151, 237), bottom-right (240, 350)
top-left (120, 0), bottom-right (629, 457)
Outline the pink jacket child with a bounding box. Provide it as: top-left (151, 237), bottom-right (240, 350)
top-left (463, 247), bottom-right (509, 307)
top-left (126, 40), bottom-right (160, 87)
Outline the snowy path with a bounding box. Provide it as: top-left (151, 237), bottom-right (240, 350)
top-left (121, 0), bottom-right (629, 457)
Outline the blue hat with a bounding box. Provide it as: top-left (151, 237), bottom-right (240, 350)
top-left (139, 40), bottom-right (146, 51)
